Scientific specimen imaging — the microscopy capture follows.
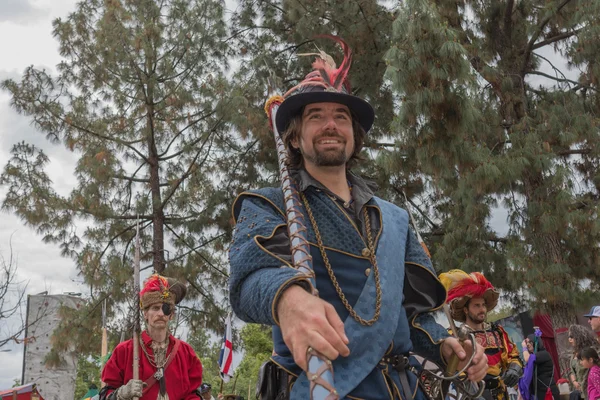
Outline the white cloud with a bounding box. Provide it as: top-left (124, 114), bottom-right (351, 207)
top-left (0, 0), bottom-right (47, 24)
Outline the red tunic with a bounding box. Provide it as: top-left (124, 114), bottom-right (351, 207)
top-left (102, 331), bottom-right (202, 400)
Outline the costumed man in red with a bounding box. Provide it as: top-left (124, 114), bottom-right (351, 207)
top-left (440, 269), bottom-right (522, 400)
top-left (99, 274), bottom-right (203, 400)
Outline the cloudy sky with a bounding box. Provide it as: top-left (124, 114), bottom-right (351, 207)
top-left (0, 0), bottom-right (83, 389)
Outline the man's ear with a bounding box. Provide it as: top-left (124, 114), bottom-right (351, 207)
top-left (291, 136), bottom-right (299, 150)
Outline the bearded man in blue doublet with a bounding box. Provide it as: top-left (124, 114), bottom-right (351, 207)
top-left (228, 36), bottom-right (488, 400)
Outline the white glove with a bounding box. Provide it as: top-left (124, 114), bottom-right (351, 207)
top-left (117, 379), bottom-right (144, 399)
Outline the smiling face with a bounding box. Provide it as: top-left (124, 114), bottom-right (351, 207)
top-left (464, 297), bottom-right (487, 325)
top-left (291, 102), bottom-right (355, 170)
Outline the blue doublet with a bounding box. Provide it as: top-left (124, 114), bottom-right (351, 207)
top-left (229, 186), bottom-right (449, 399)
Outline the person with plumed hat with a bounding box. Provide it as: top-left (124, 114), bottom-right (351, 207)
top-left (228, 35), bottom-right (488, 400)
top-left (99, 274), bottom-right (203, 400)
top-left (439, 269), bottom-right (523, 400)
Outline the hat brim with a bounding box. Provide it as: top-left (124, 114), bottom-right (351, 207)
top-left (448, 289), bottom-right (500, 322)
top-left (275, 91), bottom-right (375, 134)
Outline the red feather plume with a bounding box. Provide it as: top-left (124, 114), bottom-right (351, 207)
top-left (313, 34), bottom-right (352, 92)
top-left (283, 35), bottom-right (353, 97)
top-left (139, 274), bottom-right (169, 297)
top-left (445, 272), bottom-right (494, 302)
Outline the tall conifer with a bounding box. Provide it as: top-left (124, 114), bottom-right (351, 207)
top-left (386, 0), bottom-right (600, 370)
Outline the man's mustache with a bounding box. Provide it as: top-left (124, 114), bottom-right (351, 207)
top-left (314, 131), bottom-right (345, 142)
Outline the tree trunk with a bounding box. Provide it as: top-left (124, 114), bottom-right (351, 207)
top-left (547, 302), bottom-right (576, 380)
top-left (148, 129), bottom-right (166, 274)
top-left (146, 80), bottom-right (165, 274)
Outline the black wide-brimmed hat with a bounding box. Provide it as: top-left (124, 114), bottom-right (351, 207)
top-left (272, 35), bottom-right (375, 134)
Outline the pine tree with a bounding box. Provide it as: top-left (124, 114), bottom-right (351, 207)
top-left (0, 0), bottom-right (243, 353)
top-left (386, 0), bottom-right (600, 374)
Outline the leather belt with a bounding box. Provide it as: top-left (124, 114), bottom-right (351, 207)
top-left (382, 354), bottom-right (413, 400)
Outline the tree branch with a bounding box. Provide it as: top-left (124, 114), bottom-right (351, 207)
top-left (392, 187), bottom-right (441, 230)
top-left (364, 142), bottom-right (401, 149)
top-left (164, 224), bottom-right (228, 277)
top-left (423, 230), bottom-right (509, 244)
top-left (521, 0), bottom-right (574, 75)
top-left (557, 148), bottom-right (591, 156)
top-left (532, 28), bottom-right (582, 51)
top-left (160, 134), bottom-right (213, 210)
top-left (528, 70), bottom-right (597, 92)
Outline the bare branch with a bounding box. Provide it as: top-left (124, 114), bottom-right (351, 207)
top-left (528, 70), bottom-right (597, 92)
top-left (557, 148), bottom-right (592, 156)
top-left (521, 0), bottom-right (574, 75)
top-left (532, 28), bottom-right (582, 50)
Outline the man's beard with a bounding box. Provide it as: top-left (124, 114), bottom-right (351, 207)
top-left (467, 311), bottom-right (486, 324)
top-left (302, 132), bottom-right (350, 167)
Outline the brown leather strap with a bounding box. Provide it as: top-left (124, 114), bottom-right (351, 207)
top-left (386, 355), bottom-right (413, 400)
top-left (142, 338), bottom-right (182, 394)
top-left (306, 347), bottom-right (339, 399)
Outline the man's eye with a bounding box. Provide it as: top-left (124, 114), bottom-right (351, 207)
top-left (309, 114), bottom-right (321, 119)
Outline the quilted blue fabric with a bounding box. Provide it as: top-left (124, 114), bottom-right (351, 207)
top-left (228, 188), bottom-right (450, 399)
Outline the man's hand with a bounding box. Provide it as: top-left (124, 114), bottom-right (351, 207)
top-left (573, 381), bottom-right (581, 391)
top-left (501, 363), bottom-right (522, 387)
top-left (441, 337), bottom-right (488, 382)
top-left (277, 285), bottom-right (350, 371)
top-left (117, 379), bottom-right (144, 399)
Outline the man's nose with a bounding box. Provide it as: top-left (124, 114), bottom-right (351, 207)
top-left (322, 115), bottom-right (338, 130)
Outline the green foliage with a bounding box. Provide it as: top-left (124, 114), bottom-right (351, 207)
top-left (386, 0), bottom-right (600, 376)
top-left (74, 355), bottom-right (102, 399)
top-left (187, 322), bottom-right (272, 397)
top-left (234, 324), bottom-right (273, 396)
top-left (0, 0), bottom-right (248, 355)
top-left (188, 329), bottom-right (223, 390)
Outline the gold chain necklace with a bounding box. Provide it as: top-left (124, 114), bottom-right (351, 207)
top-left (300, 192), bottom-right (382, 326)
